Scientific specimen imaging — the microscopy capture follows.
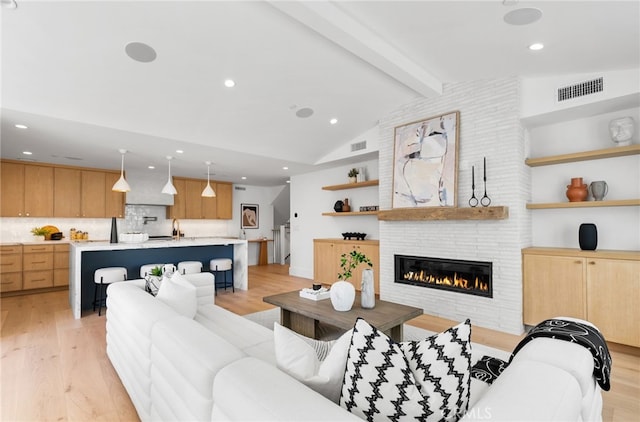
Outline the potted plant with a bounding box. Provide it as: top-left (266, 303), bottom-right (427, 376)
top-left (30, 226), bottom-right (52, 241)
top-left (331, 249), bottom-right (373, 311)
top-left (348, 168), bottom-right (359, 183)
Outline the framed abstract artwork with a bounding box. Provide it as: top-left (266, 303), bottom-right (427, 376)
top-left (241, 203), bottom-right (259, 229)
top-left (392, 111), bottom-right (460, 208)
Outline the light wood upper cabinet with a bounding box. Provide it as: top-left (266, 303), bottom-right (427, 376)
top-left (215, 183), bottom-right (232, 219)
top-left (202, 192), bottom-right (217, 219)
top-left (24, 165), bottom-right (54, 217)
top-left (81, 171), bottom-right (106, 217)
top-left (167, 178), bottom-right (187, 220)
top-left (54, 167), bottom-right (82, 217)
top-left (1, 162), bottom-right (25, 217)
top-left (185, 179), bottom-right (205, 219)
top-left (105, 172), bottom-right (125, 218)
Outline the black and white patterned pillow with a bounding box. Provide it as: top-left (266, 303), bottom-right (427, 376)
top-left (340, 318), bottom-right (472, 422)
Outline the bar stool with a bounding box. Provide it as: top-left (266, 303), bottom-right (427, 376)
top-left (178, 261), bottom-right (203, 275)
top-left (140, 263), bottom-right (164, 278)
top-left (209, 258), bottom-right (233, 293)
top-left (94, 267), bottom-right (127, 316)
top-left (162, 264), bottom-right (177, 275)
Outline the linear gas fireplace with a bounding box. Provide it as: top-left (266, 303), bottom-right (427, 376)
top-left (395, 255), bottom-right (492, 298)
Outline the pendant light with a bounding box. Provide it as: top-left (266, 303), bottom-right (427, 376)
top-left (201, 161), bottom-right (216, 197)
top-left (161, 156), bottom-right (177, 195)
top-left (112, 149), bottom-right (131, 192)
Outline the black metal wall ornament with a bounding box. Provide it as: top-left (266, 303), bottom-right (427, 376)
top-left (481, 157), bottom-right (491, 207)
top-left (469, 165), bottom-right (478, 207)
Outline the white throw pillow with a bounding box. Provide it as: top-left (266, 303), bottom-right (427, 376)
top-left (274, 323), bottom-right (352, 403)
top-left (156, 272), bottom-right (198, 319)
top-left (340, 318), bottom-right (472, 422)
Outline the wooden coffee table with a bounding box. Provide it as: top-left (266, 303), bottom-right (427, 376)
top-left (263, 290), bottom-right (423, 342)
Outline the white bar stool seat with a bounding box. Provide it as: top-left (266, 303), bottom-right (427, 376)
top-left (140, 263), bottom-right (164, 278)
top-left (94, 267), bottom-right (127, 316)
top-left (178, 261), bottom-right (203, 275)
top-left (209, 258), bottom-right (233, 293)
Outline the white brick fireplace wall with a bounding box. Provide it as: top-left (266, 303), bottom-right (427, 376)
top-left (378, 78), bottom-right (530, 335)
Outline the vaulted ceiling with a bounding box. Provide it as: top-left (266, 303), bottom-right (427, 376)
top-left (2, 1), bottom-right (638, 185)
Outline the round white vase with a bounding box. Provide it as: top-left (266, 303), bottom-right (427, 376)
top-left (330, 281), bottom-right (355, 311)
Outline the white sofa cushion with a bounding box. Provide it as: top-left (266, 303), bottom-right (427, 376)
top-left (340, 318), bottom-right (472, 422)
top-left (274, 322), bottom-right (352, 403)
top-left (156, 272), bottom-right (198, 319)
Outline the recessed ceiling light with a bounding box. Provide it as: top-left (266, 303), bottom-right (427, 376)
top-left (176, 150), bottom-right (184, 154)
top-left (529, 43), bottom-right (544, 51)
top-left (282, 166), bottom-right (289, 170)
top-left (125, 42), bottom-right (157, 63)
top-left (224, 79), bottom-right (235, 88)
top-left (23, 151), bottom-right (32, 155)
top-left (503, 7), bottom-right (542, 25)
top-left (241, 176), bottom-right (247, 180)
top-left (330, 118), bottom-right (338, 125)
top-left (15, 124), bottom-right (27, 129)
top-left (295, 107), bottom-right (314, 118)
top-left (148, 165), bottom-right (155, 169)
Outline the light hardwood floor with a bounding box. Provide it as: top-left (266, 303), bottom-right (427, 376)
top-left (1, 264), bottom-right (638, 421)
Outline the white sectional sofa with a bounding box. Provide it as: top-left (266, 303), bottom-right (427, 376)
top-left (106, 273), bottom-right (603, 421)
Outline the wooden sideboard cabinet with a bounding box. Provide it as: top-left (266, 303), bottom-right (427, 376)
top-left (314, 239), bottom-right (380, 294)
top-left (0, 244), bottom-right (23, 292)
top-left (522, 247), bottom-right (640, 347)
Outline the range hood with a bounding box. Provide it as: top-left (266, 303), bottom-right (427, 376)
top-left (125, 170), bottom-right (174, 206)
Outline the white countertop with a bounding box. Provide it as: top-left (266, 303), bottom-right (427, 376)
top-left (70, 237), bottom-right (246, 251)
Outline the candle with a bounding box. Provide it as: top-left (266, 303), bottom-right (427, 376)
top-left (472, 166), bottom-right (475, 186)
top-left (483, 157), bottom-right (487, 180)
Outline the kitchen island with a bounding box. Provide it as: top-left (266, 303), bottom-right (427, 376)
top-left (69, 238), bottom-right (248, 318)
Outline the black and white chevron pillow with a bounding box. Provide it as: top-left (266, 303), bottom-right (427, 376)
top-left (340, 318), bottom-right (472, 422)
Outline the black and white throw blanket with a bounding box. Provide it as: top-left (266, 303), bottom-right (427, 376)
top-left (471, 356), bottom-right (507, 385)
top-left (509, 319), bottom-right (612, 391)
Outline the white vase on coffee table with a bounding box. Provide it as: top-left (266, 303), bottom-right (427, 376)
top-left (330, 281), bottom-right (355, 311)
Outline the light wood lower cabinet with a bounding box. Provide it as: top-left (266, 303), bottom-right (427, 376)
top-left (0, 244), bottom-right (23, 292)
top-left (522, 247), bottom-right (640, 347)
top-left (1, 243), bottom-right (69, 294)
top-left (314, 239), bottom-right (380, 294)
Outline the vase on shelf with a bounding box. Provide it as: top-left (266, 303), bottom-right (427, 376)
top-left (589, 181), bottom-right (608, 201)
top-left (361, 269), bottom-right (375, 309)
top-left (566, 177), bottom-right (588, 202)
top-left (342, 198), bottom-right (351, 212)
top-left (349, 176), bottom-right (357, 184)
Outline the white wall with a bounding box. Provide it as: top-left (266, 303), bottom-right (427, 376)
top-left (289, 158), bottom-right (379, 279)
top-left (528, 106), bottom-right (640, 250)
top-left (378, 78), bottom-right (530, 335)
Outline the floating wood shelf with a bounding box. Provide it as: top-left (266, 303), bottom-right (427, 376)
top-left (321, 211), bottom-right (379, 216)
top-left (526, 199), bottom-right (640, 209)
top-left (322, 180), bottom-right (379, 191)
top-left (376, 206), bottom-right (508, 221)
top-left (525, 144), bottom-right (640, 167)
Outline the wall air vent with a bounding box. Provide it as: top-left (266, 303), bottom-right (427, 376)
top-left (234, 186), bottom-right (246, 191)
top-left (557, 77), bottom-right (603, 102)
top-left (351, 140), bottom-right (367, 152)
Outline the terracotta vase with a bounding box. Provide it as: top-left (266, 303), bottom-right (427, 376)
top-left (566, 177), bottom-right (588, 202)
top-left (342, 198), bottom-right (351, 212)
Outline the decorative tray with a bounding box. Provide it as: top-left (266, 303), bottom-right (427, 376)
top-left (299, 288), bottom-right (331, 301)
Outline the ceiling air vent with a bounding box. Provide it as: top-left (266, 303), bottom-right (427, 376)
top-left (557, 77), bottom-right (603, 102)
top-left (350, 140), bottom-right (367, 152)
top-left (234, 186), bottom-right (246, 191)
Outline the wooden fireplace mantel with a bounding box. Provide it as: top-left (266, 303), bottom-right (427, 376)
top-left (377, 206), bottom-right (509, 221)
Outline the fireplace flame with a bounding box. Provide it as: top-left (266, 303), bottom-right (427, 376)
top-left (403, 271), bottom-right (489, 292)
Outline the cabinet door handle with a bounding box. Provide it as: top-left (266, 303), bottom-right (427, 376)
top-left (32, 261), bottom-right (46, 264)
top-left (30, 248), bottom-right (46, 251)
top-left (1, 281), bottom-right (13, 285)
top-left (588, 261), bottom-right (596, 265)
top-left (30, 278), bottom-right (46, 282)
top-left (575, 260), bottom-right (582, 264)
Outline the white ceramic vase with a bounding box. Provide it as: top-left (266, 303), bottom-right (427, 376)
top-left (330, 281), bottom-right (355, 311)
top-left (361, 269), bottom-right (375, 309)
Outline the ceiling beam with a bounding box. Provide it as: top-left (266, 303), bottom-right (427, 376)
top-left (268, 0), bottom-right (442, 98)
